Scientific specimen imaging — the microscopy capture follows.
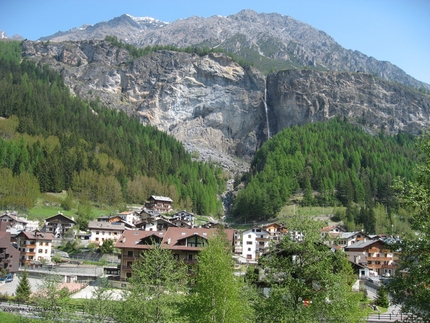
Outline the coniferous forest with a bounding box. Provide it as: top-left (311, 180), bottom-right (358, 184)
top-left (0, 41), bottom-right (225, 215)
top-left (233, 118), bottom-right (418, 232)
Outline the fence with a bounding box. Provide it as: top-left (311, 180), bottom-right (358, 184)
top-left (366, 312), bottom-right (426, 322)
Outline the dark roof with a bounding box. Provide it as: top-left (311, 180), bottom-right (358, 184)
top-left (44, 213), bottom-right (76, 224)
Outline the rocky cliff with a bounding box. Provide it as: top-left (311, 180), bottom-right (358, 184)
top-left (22, 40), bottom-right (430, 173)
top-left (22, 40), bottom-right (267, 171)
top-left (267, 69), bottom-right (430, 136)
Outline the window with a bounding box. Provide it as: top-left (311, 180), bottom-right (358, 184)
top-left (248, 248), bottom-right (251, 251)
top-left (247, 254), bottom-right (252, 259)
top-left (246, 241), bottom-right (252, 245)
top-left (248, 235), bottom-right (251, 238)
top-left (38, 249), bottom-right (43, 253)
top-left (127, 251), bottom-right (133, 257)
top-left (126, 261), bottom-right (132, 268)
top-left (126, 273), bottom-right (132, 278)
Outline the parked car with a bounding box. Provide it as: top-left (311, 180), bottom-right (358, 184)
top-left (5, 273), bottom-right (13, 283)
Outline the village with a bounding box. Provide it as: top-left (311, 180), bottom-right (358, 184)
top-left (0, 195), bottom-right (398, 296)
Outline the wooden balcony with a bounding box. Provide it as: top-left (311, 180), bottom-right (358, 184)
top-left (121, 265), bottom-right (133, 271)
top-left (183, 259), bottom-right (197, 265)
top-left (122, 255), bottom-right (137, 261)
top-left (20, 243), bottom-right (36, 249)
top-left (367, 256), bottom-right (391, 261)
top-left (368, 248), bottom-right (380, 253)
top-left (256, 237), bottom-right (269, 242)
top-left (367, 263), bottom-right (382, 269)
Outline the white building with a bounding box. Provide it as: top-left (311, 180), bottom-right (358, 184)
top-left (241, 227), bottom-right (270, 262)
top-left (88, 221), bottom-right (127, 245)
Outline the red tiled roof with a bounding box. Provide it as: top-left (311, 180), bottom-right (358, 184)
top-left (115, 227), bottom-right (234, 251)
top-left (18, 230), bottom-right (54, 241)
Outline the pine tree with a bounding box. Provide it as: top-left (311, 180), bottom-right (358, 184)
top-left (15, 270), bottom-right (31, 302)
top-left (375, 286), bottom-right (390, 308)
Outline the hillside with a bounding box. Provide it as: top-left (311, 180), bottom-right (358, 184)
top-left (21, 39), bottom-right (430, 171)
top-left (233, 118), bottom-right (418, 232)
top-left (0, 41), bottom-right (225, 216)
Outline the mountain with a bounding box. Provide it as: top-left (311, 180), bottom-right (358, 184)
top-left (0, 30), bottom-right (23, 40)
top-left (22, 40), bottom-right (430, 172)
top-left (39, 10), bottom-right (430, 91)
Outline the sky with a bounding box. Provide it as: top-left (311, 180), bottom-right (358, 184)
top-left (1, 0), bottom-right (429, 84)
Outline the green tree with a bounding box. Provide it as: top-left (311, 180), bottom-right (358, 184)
top-left (83, 277), bottom-right (116, 323)
top-left (32, 274), bottom-right (74, 322)
top-left (99, 239), bottom-right (115, 254)
top-left (15, 270), bottom-right (31, 302)
top-left (374, 286), bottom-right (389, 308)
top-left (257, 214), bottom-right (366, 323)
top-left (116, 242), bottom-right (188, 323)
top-left (187, 232), bottom-right (254, 323)
top-left (388, 132), bottom-right (430, 321)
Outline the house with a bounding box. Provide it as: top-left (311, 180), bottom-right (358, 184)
top-left (145, 195), bottom-right (173, 213)
top-left (16, 230), bottom-right (54, 267)
top-left (171, 210), bottom-right (195, 228)
top-left (43, 212), bottom-right (76, 238)
top-left (97, 215), bottom-right (123, 223)
top-left (115, 227), bottom-right (234, 281)
top-left (0, 211), bottom-right (28, 232)
top-left (262, 222), bottom-right (287, 242)
top-left (135, 217), bottom-right (176, 231)
top-left (135, 208), bottom-right (161, 222)
top-left (241, 227), bottom-right (270, 262)
top-left (335, 231), bottom-right (371, 247)
top-left (115, 231), bottom-right (167, 280)
top-left (87, 220), bottom-right (128, 245)
top-left (344, 239), bottom-right (397, 277)
top-left (0, 222), bottom-right (20, 273)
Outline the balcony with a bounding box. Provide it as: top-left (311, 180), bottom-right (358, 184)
top-left (367, 264), bottom-right (383, 269)
top-left (122, 255), bottom-right (137, 261)
top-left (234, 246), bottom-right (243, 253)
top-left (368, 248), bottom-right (380, 253)
top-left (367, 256), bottom-right (391, 261)
top-left (183, 259), bottom-right (198, 265)
top-left (121, 265), bottom-right (133, 271)
top-left (20, 243), bottom-right (36, 249)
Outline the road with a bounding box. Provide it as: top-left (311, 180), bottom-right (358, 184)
top-left (0, 277), bottom-right (41, 296)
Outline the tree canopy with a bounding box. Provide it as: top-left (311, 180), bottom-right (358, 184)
top-left (233, 117), bottom-right (417, 225)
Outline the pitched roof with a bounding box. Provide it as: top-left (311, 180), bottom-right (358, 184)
top-left (149, 195), bottom-right (173, 202)
top-left (114, 230), bottom-right (166, 249)
top-left (115, 227), bottom-right (234, 251)
top-left (18, 230), bottom-right (54, 241)
top-left (344, 239), bottom-right (383, 250)
top-left (0, 213), bottom-right (28, 224)
top-left (87, 221), bottom-right (126, 230)
top-left (44, 213), bottom-right (76, 224)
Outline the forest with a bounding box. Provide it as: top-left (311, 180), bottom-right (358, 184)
top-left (0, 40), bottom-right (225, 216)
top-left (233, 118), bottom-right (419, 233)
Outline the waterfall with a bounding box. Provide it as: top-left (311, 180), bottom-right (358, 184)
top-left (264, 87), bottom-right (271, 139)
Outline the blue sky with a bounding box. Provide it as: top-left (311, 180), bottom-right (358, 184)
top-left (1, 0), bottom-right (429, 84)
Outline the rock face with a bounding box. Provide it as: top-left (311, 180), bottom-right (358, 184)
top-left (22, 40), bottom-right (430, 173)
top-left (39, 10), bottom-right (430, 91)
top-left (267, 70), bottom-right (430, 136)
top-left (22, 40), bottom-right (267, 170)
